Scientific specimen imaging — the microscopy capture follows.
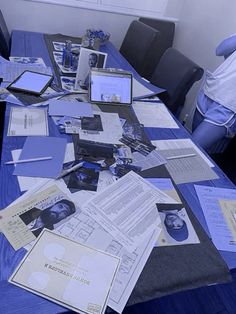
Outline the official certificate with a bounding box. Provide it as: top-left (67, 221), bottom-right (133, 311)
top-left (7, 107), bottom-right (49, 136)
top-left (9, 229), bottom-right (120, 314)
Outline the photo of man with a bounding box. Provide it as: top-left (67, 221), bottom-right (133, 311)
top-left (156, 203), bottom-right (199, 246)
top-left (75, 47), bottom-right (107, 89)
top-left (20, 199), bottom-right (76, 237)
top-left (88, 52), bottom-right (98, 67)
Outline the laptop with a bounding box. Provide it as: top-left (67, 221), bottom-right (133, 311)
top-left (89, 68), bottom-right (133, 105)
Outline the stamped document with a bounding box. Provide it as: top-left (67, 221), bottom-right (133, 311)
top-left (9, 229), bottom-right (120, 314)
top-left (7, 107), bottom-right (49, 136)
top-left (0, 185), bottom-right (78, 250)
top-left (195, 185), bottom-right (236, 252)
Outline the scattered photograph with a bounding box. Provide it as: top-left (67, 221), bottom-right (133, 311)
top-left (67, 167), bottom-right (99, 192)
top-left (74, 138), bottom-right (114, 159)
top-left (60, 76), bottom-right (76, 91)
top-left (20, 197), bottom-right (76, 237)
top-left (55, 116), bottom-right (81, 134)
top-left (81, 114), bottom-right (103, 131)
top-left (53, 41), bottom-right (81, 51)
top-left (122, 121), bottom-right (148, 142)
top-left (9, 56), bottom-right (46, 66)
top-left (156, 203), bottom-right (200, 246)
top-left (119, 135), bottom-right (156, 156)
top-left (75, 47), bottom-right (107, 89)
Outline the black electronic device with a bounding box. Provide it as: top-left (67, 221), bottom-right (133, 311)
top-left (7, 70), bottom-right (53, 95)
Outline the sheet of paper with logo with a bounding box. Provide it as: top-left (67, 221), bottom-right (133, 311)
top-left (81, 171), bottom-right (177, 252)
top-left (0, 185), bottom-right (78, 250)
top-left (132, 101), bottom-right (179, 128)
top-left (7, 107), bottom-right (49, 136)
top-left (195, 185), bottom-right (236, 252)
top-left (9, 229), bottom-right (120, 314)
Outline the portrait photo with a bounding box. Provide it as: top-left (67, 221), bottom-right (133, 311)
top-left (156, 203), bottom-right (200, 246)
top-left (75, 47), bottom-right (107, 89)
top-left (20, 198), bottom-right (77, 237)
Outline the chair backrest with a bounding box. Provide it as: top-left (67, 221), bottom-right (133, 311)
top-left (150, 47), bottom-right (204, 116)
top-left (0, 10), bottom-right (10, 59)
top-left (120, 20), bottom-right (160, 78)
top-left (139, 17), bottom-right (175, 79)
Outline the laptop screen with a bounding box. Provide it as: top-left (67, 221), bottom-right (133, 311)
top-left (89, 68), bottom-right (132, 105)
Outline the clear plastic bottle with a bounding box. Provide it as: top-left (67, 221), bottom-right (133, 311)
top-left (62, 40), bottom-right (72, 69)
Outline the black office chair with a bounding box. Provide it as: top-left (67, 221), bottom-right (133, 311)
top-left (150, 47), bottom-right (204, 116)
top-left (0, 10), bottom-right (10, 59)
top-left (139, 17), bottom-right (175, 80)
top-left (120, 20), bottom-right (160, 79)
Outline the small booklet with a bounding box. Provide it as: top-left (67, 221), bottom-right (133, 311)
top-left (9, 229), bottom-right (120, 314)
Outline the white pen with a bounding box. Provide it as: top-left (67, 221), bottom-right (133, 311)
top-left (56, 161), bottom-right (84, 180)
top-left (166, 153), bottom-right (196, 160)
top-left (5, 156), bottom-right (53, 165)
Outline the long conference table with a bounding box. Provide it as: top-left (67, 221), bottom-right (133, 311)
top-left (1, 30), bottom-right (236, 314)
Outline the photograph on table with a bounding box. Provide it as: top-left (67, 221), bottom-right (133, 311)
top-left (54, 115), bottom-right (81, 134)
top-left (81, 114), bottom-right (103, 131)
top-left (53, 41), bottom-right (81, 51)
top-left (75, 48), bottom-right (107, 90)
top-left (61, 160), bottom-right (101, 193)
top-left (67, 166), bottom-right (100, 192)
top-left (60, 76), bottom-right (76, 91)
top-left (9, 56), bottom-right (46, 66)
top-left (156, 203), bottom-right (200, 246)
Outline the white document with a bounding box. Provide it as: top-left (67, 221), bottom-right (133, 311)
top-left (0, 60), bottom-right (52, 82)
top-left (9, 229), bottom-right (120, 314)
top-left (132, 102), bottom-right (179, 128)
top-left (156, 147), bottom-right (218, 184)
top-left (151, 138), bottom-right (215, 167)
top-left (131, 150), bottom-right (166, 170)
top-left (195, 185), bottom-right (236, 252)
top-left (79, 111), bottom-right (123, 144)
top-left (9, 56), bottom-right (46, 66)
top-left (7, 107), bottom-right (49, 136)
top-left (146, 178), bottom-right (181, 203)
top-left (132, 79), bottom-right (156, 98)
top-left (81, 171), bottom-right (177, 252)
top-left (12, 142), bottom-right (75, 192)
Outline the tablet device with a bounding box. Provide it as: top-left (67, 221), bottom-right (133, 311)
top-left (7, 70), bottom-right (53, 95)
top-left (89, 68), bottom-right (132, 105)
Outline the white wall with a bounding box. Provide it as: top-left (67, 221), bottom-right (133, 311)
top-left (0, 0), bottom-right (181, 49)
top-left (174, 0), bottom-right (236, 129)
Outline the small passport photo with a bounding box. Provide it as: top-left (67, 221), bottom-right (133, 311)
top-left (7, 70), bottom-right (53, 95)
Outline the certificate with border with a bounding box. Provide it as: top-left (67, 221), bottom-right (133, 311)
top-left (9, 229), bottom-right (120, 314)
top-left (7, 107), bottom-right (49, 136)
